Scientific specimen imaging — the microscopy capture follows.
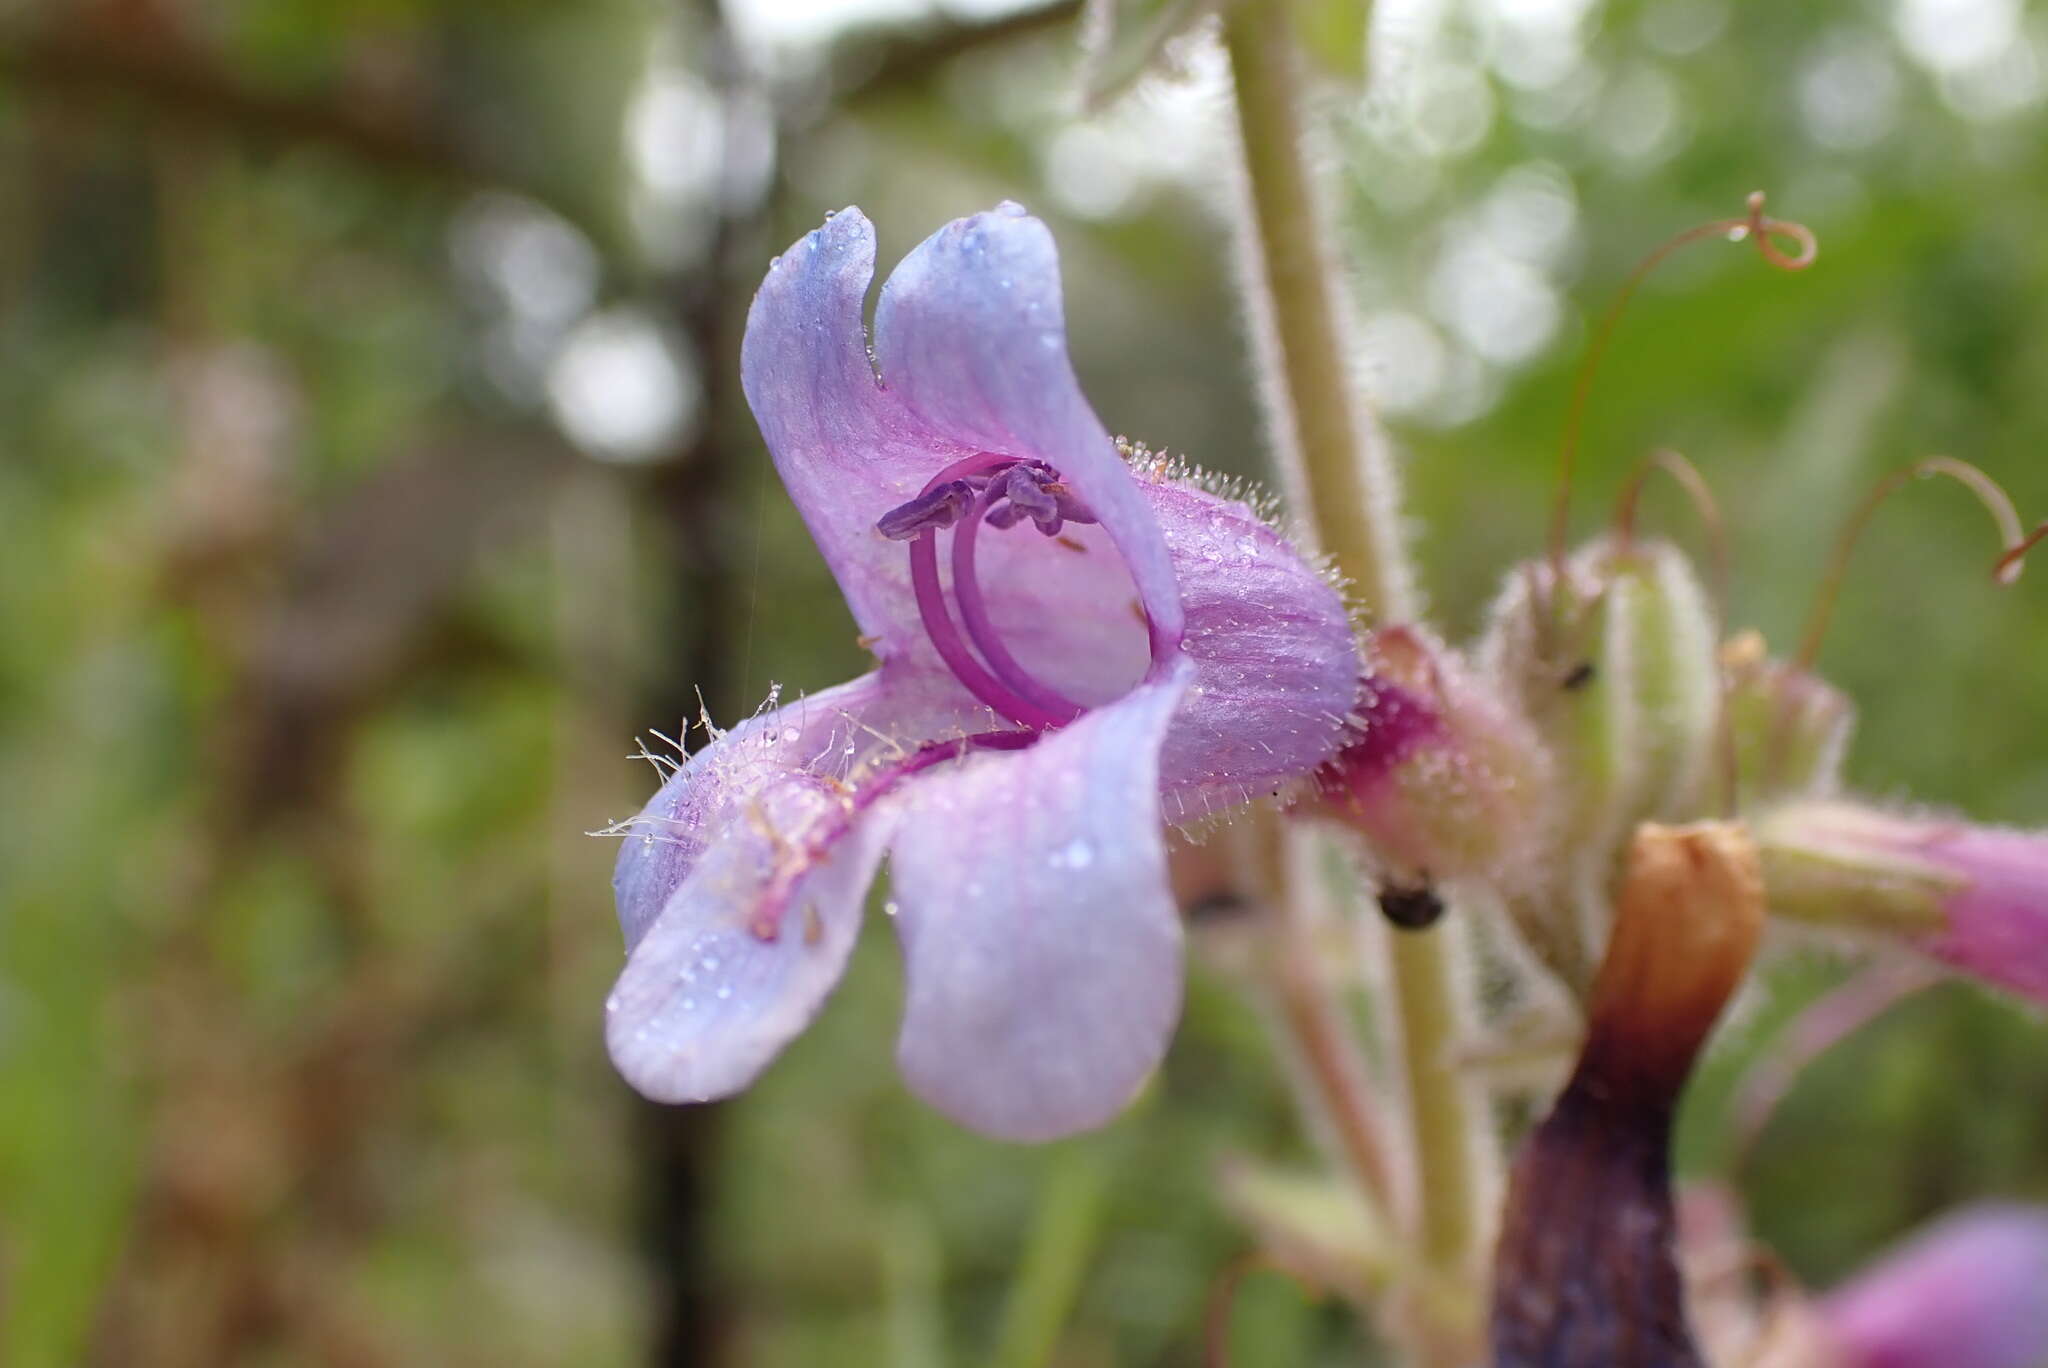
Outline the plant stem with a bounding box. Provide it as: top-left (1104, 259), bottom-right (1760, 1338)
top-left (1272, 942), bottom-right (1402, 1212)
top-left (1385, 929), bottom-right (1482, 1271)
top-left (1221, 0), bottom-right (1489, 1334)
top-left (1222, 0), bottom-right (1411, 623)
top-left (989, 1148), bottom-right (1108, 1368)
top-left (1240, 814), bottom-right (1401, 1221)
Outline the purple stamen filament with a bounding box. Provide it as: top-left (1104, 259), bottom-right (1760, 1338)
top-left (952, 483), bottom-right (1086, 723)
top-left (908, 533), bottom-right (1069, 729)
top-left (890, 453), bottom-right (1093, 731)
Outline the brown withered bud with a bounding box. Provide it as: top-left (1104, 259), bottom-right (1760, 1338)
top-left (1491, 822), bottom-right (1763, 1368)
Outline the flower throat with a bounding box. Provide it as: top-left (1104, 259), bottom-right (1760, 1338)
top-left (877, 452), bottom-right (1114, 730)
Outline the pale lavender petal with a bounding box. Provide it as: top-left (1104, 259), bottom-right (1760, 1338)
top-left (739, 210), bottom-right (958, 654)
top-left (872, 203), bottom-right (1184, 664)
top-left (743, 206), bottom-right (1174, 703)
top-left (612, 666), bottom-right (985, 951)
top-left (1819, 1205), bottom-right (2048, 1368)
top-left (1136, 471), bottom-right (1360, 818)
top-left (605, 772), bottom-right (893, 1104)
top-left (885, 661), bottom-right (1192, 1141)
top-left (615, 674), bottom-right (871, 952)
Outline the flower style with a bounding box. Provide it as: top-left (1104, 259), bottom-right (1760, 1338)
top-left (605, 204), bottom-right (1361, 1140)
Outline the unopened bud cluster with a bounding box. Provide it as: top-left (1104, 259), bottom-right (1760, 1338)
top-left (1303, 519), bottom-right (2046, 1013)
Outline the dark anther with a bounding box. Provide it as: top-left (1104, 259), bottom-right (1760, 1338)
top-left (977, 463), bottom-right (1100, 538)
top-left (1562, 661), bottom-right (1597, 691)
top-left (1002, 465), bottom-right (1061, 531)
top-left (877, 480), bottom-right (978, 540)
top-left (1377, 883), bottom-right (1445, 931)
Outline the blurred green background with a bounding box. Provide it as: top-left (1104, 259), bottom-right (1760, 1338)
top-left (3, 0), bottom-right (2046, 1363)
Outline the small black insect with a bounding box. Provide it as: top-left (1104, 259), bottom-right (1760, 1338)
top-left (1377, 883), bottom-right (1445, 931)
top-left (1561, 660), bottom-right (1597, 691)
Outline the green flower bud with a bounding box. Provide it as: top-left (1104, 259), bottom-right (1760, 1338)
top-left (1717, 630), bottom-right (1856, 810)
top-left (1483, 536), bottom-right (1720, 839)
top-left (1478, 537), bottom-right (1721, 988)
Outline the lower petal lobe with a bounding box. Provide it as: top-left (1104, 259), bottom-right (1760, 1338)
top-left (606, 778), bottom-right (893, 1105)
top-left (605, 666), bottom-right (985, 1104)
top-left (885, 660), bottom-right (1192, 1141)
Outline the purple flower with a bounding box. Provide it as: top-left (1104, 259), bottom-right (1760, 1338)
top-left (1817, 1205), bottom-right (2048, 1368)
top-left (604, 204), bottom-right (1359, 1140)
top-left (1756, 801), bottom-right (2048, 1004)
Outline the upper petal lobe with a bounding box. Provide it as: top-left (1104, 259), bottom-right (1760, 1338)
top-left (873, 204), bottom-right (1184, 662)
top-left (740, 211), bottom-right (954, 655)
